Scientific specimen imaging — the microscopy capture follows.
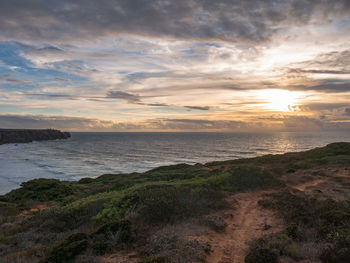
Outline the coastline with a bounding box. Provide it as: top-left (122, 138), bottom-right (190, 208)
top-left (1, 131), bottom-right (350, 196)
top-left (0, 129), bottom-right (71, 145)
top-left (0, 142), bottom-right (350, 262)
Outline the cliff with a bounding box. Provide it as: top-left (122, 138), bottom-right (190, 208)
top-left (0, 129), bottom-right (71, 145)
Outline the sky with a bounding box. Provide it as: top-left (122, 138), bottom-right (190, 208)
top-left (0, 0), bottom-right (350, 132)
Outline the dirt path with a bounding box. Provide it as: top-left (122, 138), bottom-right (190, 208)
top-left (204, 177), bottom-right (333, 263)
top-left (291, 178), bottom-right (328, 192)
top-left (100, 177), bottom-right (336, 263)
top-left (205, 191), bottom-right (283, 263)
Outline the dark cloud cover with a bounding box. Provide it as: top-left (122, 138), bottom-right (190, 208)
top-left (1, 0), bottom-right (350, 44)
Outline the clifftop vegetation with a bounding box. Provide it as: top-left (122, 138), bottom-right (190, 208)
top-left (0, 143), bottom-right (349, 263)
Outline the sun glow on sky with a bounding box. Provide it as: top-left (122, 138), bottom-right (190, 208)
top-left (259, 90), bottom-right (301, 112)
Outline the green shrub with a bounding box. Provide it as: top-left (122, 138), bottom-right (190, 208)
top-left (90, 220), bottom-right (133, 255)
top-left (259, 192), bottom-right (350, 262)
top-left (42, 233), bottom-right (88, 263)
top-left (321, 228), bottom-right (350, 263)
top-left (286, 223), bottom-right (299, 240)
top-left (0, 201), bottom-right (19, 217)
top-left (138, 256), bottom-right (166, 263)
top-left (203, 215), bottom-right (227, 232)
top-left (245, 232), bottom-right (297, 262)
top-left (245, 248), bottom-right (278, 263)
top-left (208, 165), bottom-right (282, 192)
top-left (97, 184), bottom-right (226, 223)
top-left (37, 196), bottom-right (107, 232)
top-left (78, 177), bottom-right (95, 184)
top-left (136, 185), bottom-right (225, 224)
top-left (145, 163), bottom-right (210, 181)
top-left (141, 232), bottom-right (210, 263)
top-left (5, 179), bottom-right (73, 202)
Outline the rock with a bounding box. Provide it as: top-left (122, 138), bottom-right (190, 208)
top-left (0, 129), bottom-right (71, 145)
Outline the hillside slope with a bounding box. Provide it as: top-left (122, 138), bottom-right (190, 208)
top-left (0, 142), bottom-right (349, 263)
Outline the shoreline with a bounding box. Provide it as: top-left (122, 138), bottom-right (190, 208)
top-left (0, 142), bottom-right (350, 262)
top-left (0, 128), bottom-right (71, 145)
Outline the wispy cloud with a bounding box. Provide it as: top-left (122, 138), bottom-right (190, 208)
top-left (0, 1), bottom-right (350, 131)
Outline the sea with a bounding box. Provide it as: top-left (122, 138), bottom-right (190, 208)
top-left (1, 131), bottom-right (350, 195)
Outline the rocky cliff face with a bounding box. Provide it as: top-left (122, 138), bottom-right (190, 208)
top-left (0, 129), bottom-right (71, 145)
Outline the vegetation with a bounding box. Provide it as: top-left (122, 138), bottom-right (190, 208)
top-left (0, 142), bottom-right (349, 262)
top-left (3, 179), bottom-right (73, 203)
top-left (250, 192), bottom-right (350, 262)
top-left (42, 233), bottom-right (88, 263)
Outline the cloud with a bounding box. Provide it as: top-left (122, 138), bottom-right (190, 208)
top-left (1, 0), bottom-right (350, 44)
top-left (0, 2), bottom-right (350, 132)
top-left (106, 90), bottom-right (141, 102)
top-left (26, 93), bottom-right (78, 100)
top-left (286, 49), bottom-right (350, 77)
top-left (4, 78), bottom-right (33, 85)
top-left (55, 77), bottom-right (71, 82)
top-left (2, 114), bottom-right (349, 132)
top-left (185, 106), bottom-right (210, 111)
top-left (287, 69), bottom-right (350, 75)
top-left (300, 102), bottom-right (350, 112)
top-left (0, 115), bottom-right (95, 131)
top-left (291, 80), bottom-right (350, 93)
top-left (282, 116), bottom-right (324, 131)
top-left (0, 115), bottom-right (252, 131)
top-left (345, 108), bottom-right (350, 116)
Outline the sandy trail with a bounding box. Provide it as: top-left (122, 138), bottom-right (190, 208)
top-left (205, 177), bottom-right (332, 263)
top-left (291, 178), bottom-right (328, 192)
top-left (205, 191), bottom-right (283, 263)
top-left (101, 177), bottom-right (334, 263)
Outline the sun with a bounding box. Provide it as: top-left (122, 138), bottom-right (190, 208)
top-left (259, 89), bottom-right (300, 111)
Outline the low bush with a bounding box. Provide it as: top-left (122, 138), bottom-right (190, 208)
top-left (136, 185), bottom-right (225, 224)
top-left (141, 231), bottom-right (210, 263)
top-left (145, 163), bottom-right (211, 181)
top-left (208, 165), bottom-right (282, 192)
top-left (245, 248), bottom-right (278, 263)
top-left (97, 184), bottom-right (226, 224)
top-left (202, 215), bottom-right (227, 232)
top-left (138, 256), bottom-right (166, 263)
top-left (245, 232), bottom-right (298, 262)
top-left (5, 179), bottom-right (73, 202)
top-left (320, 228), bottom-right (350, 263)
top-left (90, 220), bottom-right (133, 255)
top-left (37, 197), bottom-right (107, 232)
top-left (42, 233), bottom-right (88, 263)
top-left (258, 192), bottom-right (350, 262)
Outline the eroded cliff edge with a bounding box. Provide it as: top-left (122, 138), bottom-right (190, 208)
top-left (0, 129), bottom-right (71, 145)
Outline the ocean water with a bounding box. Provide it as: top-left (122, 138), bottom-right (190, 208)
top-left (1, 131), bottom-right (350, 194)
